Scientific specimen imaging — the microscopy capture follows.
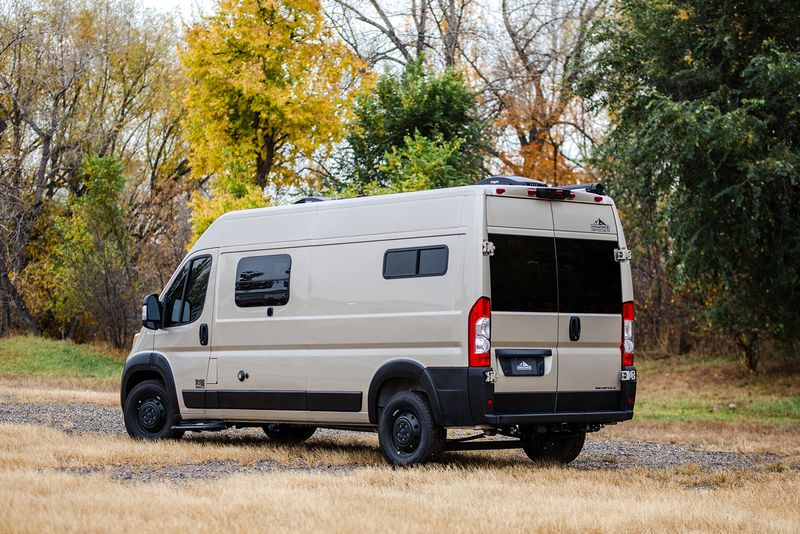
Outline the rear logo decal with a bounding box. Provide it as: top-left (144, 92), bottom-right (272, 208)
top-left (516, 361), bottom-right (532, 372)
top-left (590, 218), bottom-right (611, 233)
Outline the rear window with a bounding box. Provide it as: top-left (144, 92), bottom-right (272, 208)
top-left (489, 234), bottom-right (557, 312)
top-left (556, 238), bottom-right (621, 314)
top-left (489, 234), bottom-right (621, 314)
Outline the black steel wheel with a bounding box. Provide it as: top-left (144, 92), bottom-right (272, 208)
top-left (123, 379), bottom-right (183, 440)
top-left (522, 432), bottom-right (586, 464)
top-left (378, 391), bottom-right (445, 466)
top-left (262, 424), bottom-right (317, 443)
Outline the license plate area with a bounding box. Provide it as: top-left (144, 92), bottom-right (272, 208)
top-left (496, 349), bottom-right (551, 377)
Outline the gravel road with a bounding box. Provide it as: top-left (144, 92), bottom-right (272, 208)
top-left (0, 400), bottom-right (772, 481)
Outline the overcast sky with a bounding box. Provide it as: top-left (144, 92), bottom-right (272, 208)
top-left (140, 0), bottom-right (213, 22)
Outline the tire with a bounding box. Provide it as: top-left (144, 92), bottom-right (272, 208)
top-left (262, 424), bottom-right (317, 443)
top-left (522, 432), bottom-right (586, 464)
top-left (378, 390), bottom-right (446, 466)
top-left (123, 379), bottom-right (184, 440)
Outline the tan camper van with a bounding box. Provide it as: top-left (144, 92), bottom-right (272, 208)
top-left (121, 177), bottom-right (636, 465)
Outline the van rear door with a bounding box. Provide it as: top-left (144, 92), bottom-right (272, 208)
top-left (552, 202), bottom-right (623, 412)
top-left (486, 196), bottom-right (558, 413)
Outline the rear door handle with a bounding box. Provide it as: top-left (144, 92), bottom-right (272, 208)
top-left (199, 323), bottom-right (208, 346)
top-left (569, 316), bottom-right (581, 341)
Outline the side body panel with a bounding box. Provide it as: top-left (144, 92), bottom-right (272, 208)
top-left (212, 247), bottom-right (311, 422)
top-left (201, 190), bottom-right (479, 425)
top-left (303, 233), bottom-right (467, 424)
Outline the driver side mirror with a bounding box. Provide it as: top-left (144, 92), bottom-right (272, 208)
top-left (142, 294), bottom-right (161, 330)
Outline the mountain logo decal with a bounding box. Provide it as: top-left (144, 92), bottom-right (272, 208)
top-left (590, 218), bottom-right (611, 233)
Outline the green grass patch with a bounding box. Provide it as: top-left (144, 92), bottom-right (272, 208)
top-left (635, 397), bottom-right (800, 425)
top-left (0, 335), bottom-right (123, 381)
top-left (633, 354), bottom-right (800, 425)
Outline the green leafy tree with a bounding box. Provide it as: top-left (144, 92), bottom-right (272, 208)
top-left (25, 156), bottom-right (141, 347)
top-left (582, 0), bottom-right (800, 371)
top-left (344, 58), bottom-right (485, 193)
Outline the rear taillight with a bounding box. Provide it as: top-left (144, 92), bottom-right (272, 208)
top-left (622, 301), bottom-right (634, 366)
top-left (469, 297), bottom-right (491, 367)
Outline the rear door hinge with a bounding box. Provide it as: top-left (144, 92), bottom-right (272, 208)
top-left (614, 248), bottom-right (632, 262)
top-left (482, 241), bottom-right (495, 257)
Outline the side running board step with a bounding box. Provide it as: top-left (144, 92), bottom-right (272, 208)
top-left (171, 421), bottom-right (227, 432)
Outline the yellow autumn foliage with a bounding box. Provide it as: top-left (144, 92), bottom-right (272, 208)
top-left (180, 0), bottom-right (368, 240)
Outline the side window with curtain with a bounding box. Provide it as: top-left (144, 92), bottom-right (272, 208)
top-left (163, 256), bottom-right (212, 327)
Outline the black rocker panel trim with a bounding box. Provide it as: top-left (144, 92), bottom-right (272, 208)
top-left (182, 390), bottom-right (206, 409)
top-left (182, 390), bottom-right (362, 412)
top-left (218, 391), bottom-right (307, 410)
top-left (307, 392), bottom-right (362, 412)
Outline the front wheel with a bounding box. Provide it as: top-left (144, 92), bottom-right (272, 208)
top-left (262, 424), bottom-right (317, 443)
top-left (522, 432), bottom-right (586, 464)
top-left (123, 379), bottom-right (184, 440)
top-left (378, 391), bottom-right (446, 466)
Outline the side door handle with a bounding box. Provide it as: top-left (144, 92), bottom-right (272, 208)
top-left (199, 323), bottom-right (209, 346)
top-left (568, 316), bottom-right (581, 341)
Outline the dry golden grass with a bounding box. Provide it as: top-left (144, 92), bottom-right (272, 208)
top-left (0, 380), bottom-right (118, 406)
top-left (0, 423), bottom-right (798, 533)
top-left (1, 464), bottom-right (798, 533)
top-left (0, 424), bottom-right (384, 470)
top-left (0, 375), bottom-right (119, 403)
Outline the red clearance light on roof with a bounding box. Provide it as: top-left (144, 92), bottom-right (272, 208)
top-left (527, 189), bottom-right (537, 197)
top-left (469, 297), bottom-right (491, 367)
top-left (496, 188), bottom-right (505, 195)
top-left (622, 301), bottom-right (635, 367)
top-left (594, 196), bottom-right (603, 202)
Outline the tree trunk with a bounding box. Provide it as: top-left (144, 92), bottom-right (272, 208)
top-left (67, 317), bottom-right (80, 341)
top-left (0, 268), bottom-right (38, 335)
top-left (255, 138), bottom-right (275, 190)
top-left (738, 331), bottom-right (759, 373)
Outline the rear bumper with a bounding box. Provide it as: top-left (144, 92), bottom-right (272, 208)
top-left (481, 410), bottom-right (633, 425)
top-left (425, 366), bottom-right (636, 427)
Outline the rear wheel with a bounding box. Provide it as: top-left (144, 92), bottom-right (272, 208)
top-left (378, 391), bottom-right (446, 466)
top-left (262, 424), bottom-right (317, 443)
top-left (123, 379), bottom-right (184, 440)
top-left (522, 432), bottom-right (585, 464)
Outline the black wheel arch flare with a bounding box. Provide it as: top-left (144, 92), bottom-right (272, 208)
top-left (120, 352), bottom-right (180, 416)
top-left (367, 359), bottom-right (444, 425)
